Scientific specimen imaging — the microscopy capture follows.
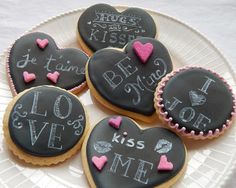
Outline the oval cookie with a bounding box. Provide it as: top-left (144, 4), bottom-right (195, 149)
top-left (82, 116), bottom-right (187, 188)
top-left (3, 86), bottom-right (89, 165)
top-left (86, 37), bottom-right (173, 122)
top-left (7, 32), bottom-right (88, 96)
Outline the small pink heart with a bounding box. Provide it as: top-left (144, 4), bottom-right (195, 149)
top-left (108, 116), bottom-right (122, 129)
top-left (132, 41), bottom-right (154, 63)
top-left (36, 38), bottom-right (49, 49)
top-left (47, 71), bottom-right (60, 84)
top-left (157, 155), bottom-right (173, 171)
top-left (23, 71), bottom-right (36, 83)
top-left (92, 155), bottom-right (108, 171)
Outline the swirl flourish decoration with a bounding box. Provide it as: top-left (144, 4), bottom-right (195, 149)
top-left (122, 26), bottom-right (137, 32)
top-left (67, 115), bottom-right (84, 136)
top-left (92, 23), bottom-right (107, 29)
top-left (11, 104), bottom-right (28, 129)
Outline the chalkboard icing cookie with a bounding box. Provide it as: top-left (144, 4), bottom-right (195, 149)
top-left (86, 37), bottom-right (173, 122)
top-left (154, 67), bottom-right (236, 139)
top-left (82, 116), bottom-right (187, 188)
top-left (6, 32), bottom-right (89, 96)
top-left (3, 86), bottom-right (89, 166)
top-left (77, 4), bottom-right (157, 55)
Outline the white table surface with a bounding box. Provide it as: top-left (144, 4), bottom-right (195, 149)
top-left (0, 0), bottom-right (235, 187)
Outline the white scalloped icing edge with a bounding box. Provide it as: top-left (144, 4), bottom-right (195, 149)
top-left (1, 5), bottom-right (236, 188)
top-left (154, 66), bottom-right (236, 139)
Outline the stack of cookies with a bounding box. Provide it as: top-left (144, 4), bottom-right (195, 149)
top-left (2, 3), bottom-right (235, 188)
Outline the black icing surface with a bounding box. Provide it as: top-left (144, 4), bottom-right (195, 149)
top-left (161, 68), bottom-right (234, 134)
top-left (8, 86), bottom-right (86, 157)
top-left (88, 37), bottom-right (172, 116)
top-left (86, 116), bottom-right (186, 188)
top-left (78, 4), bottom-right (156, 52)
top-left (8, 32), bottom-right (88, 94)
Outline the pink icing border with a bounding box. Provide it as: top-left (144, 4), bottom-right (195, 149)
top-left (5, 31), bottom-right (88, 96)
top-left (154, 66), bottom-right (236, 139)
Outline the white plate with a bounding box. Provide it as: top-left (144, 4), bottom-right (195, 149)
top-left (0, 6), bottom-right (236, 188)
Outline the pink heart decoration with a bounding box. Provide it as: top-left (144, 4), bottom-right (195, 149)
top-left (157, 155), bottom-right (173, 171)
top-left (132, 41), bottom-right (154, 63)
top-left (36, 38), bottom-right (49, 49)
top-left (23, 71), bottom-right (36, 83)
top-left (92, 155), bottom-right (108, 171)
top-left (47, 71), bottom-right (60, 84)
top-left (108, 116), bottom-right (122, 129)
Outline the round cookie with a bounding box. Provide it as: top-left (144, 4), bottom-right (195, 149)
top-left (3, 85), bottom-right (89, 165)
top-left (154, 67), bottom-right (236, 139)
top-left (77, 4), bottom-right (157, 56)
top-left (7, 32), bottom-right (89, 96)
top-left (86, 37), bottom-right (173, 122)
top-left (82, 116), bottom-right (187, 188)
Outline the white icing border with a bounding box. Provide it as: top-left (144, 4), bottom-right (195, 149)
top-left (154, 66), bottom-right (236, 139)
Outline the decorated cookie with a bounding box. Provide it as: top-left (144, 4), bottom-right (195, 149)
top-left (154, 67), bottom-right (236, 139)
top-left (7, 32), bottom-right (89, 96)
top-left (3, 86), bottom-right (88, 165)
top-left (86, 37), bottom-right (173, 122)
top-left (77, 4), bottom-right (156, 55)
top-left (82, 116), bottom-right (187, 188)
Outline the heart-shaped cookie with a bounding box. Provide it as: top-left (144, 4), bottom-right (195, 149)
top-left (77, 4), bottom-right (156, 55)
top-left (82, 116), bottom-right (186, 188)
top-left (7, 32), bottom-right (89, 95)
top-left (86, 37), bottom-right (173, 122)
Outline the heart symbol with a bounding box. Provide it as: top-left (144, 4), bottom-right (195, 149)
top-left (87, 37), bottom-right (172, 121)
top-left (108, 116), bottom-right (122, 129)
top-left (92, 155), bottom-right (108, 171)
top-left (77, 4), bottom-right (156, 53)
top-left (23, 71), bottom-right (36, 83)
top-left (47, 71), bottom-right (60, 84)
top-left (189, 90), bottom-right (206, 106)
top-left (36, 38), bottom-right (49, 49)
top-left (83, 116), bottom-right (186, 187)
top-left (157, 155), bottom-right (173, 171)
top-left (133, 41), bottom-right (153, 63)
top-left (7, 32), bottom-right (88, 95)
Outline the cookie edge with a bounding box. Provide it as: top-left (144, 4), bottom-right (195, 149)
top-left (3, 85), bottom-right (90, 166)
